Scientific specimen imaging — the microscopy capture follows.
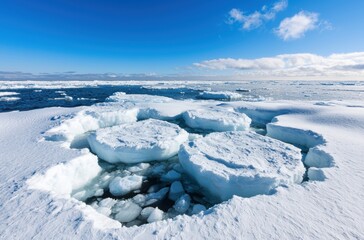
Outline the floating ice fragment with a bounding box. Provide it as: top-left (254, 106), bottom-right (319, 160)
top-left (191, 204), bottom-right (206, 214)
top-left (174, 194), bottom-right (191, 214)
top-left (109, 175), bottom-right (143, 197)
top-left (168, 181), bottom-right (185, 201)
top-left (147, 208), bottom-right (164, 223)
top-left (161, 170), bottom-right (181, 182)
top-left (140, 207), bottom-right (155, 220)
top-left (114, 201), bottom-right (142, 223)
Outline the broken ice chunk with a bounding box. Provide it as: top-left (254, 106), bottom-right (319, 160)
top-left (99, 198), bottom-right (117, 209)
top-left (109, 175), bottom-right (143, 197)
top-left (168, 181), bottom-right (185, 201)
top-left (140, 207), bottom-right (155, 220)
top-left (114, 201), bottom-right (142, 223)
top-left (308, 167), bottom-right (326, 181)
top-left (173, 194), bottom-right (191, 214)
top-left (161, 170), bottom-right (181, 182)
top-left (147, 207), bottom-right (164, 223)
top-left (191, 204), bottom-right (206, 214)
top-left (146, 187), bottom-right (169, 199)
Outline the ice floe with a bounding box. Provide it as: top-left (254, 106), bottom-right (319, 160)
top-left (88, 119), bottom-right (189, 163)
top-left (179, 131), bottom-right (305, 201)
top-left (182, 108), bottom-right (251, 132)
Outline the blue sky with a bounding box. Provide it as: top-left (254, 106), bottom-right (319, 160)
top-left (1, 0), bottom-right (364, 79)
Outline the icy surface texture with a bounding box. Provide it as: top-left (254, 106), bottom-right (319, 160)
top-left (182, 108), bottom-right (251, 132)
top-left (179, 131), bottom-right (305, 201)
top-left (87, 119), bottom-right (189, 163)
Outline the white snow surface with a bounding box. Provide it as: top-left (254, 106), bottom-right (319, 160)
top-left (87, 119), bottom-right (189, 163)
top-left (182, 108), bottom-right (251, 131)
top-left (179, 131), bottom-right (305, 201)
top-left (1, 95), bottom-right (364, 239)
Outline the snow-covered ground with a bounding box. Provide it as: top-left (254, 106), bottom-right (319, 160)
top-left (1, 90), bottom-right (364, 239)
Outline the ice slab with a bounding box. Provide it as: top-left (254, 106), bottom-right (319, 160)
top-left (267, 117), bottom-right (325, 149)
top-left (88, 119), bottom-right (189, 163)
top-left (182, 108), bottom-right (251, 132)
top-left (179, 131), bottom-right (305, 201)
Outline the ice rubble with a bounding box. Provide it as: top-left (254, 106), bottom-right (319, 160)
top-left (87, 119), bottom-right (189, 163)
top-left (179, 131), bottom-right (305, 201)
top-left (182, 108), bottom-right (251, 132)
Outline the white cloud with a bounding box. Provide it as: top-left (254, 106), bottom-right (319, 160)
top-left (228, 0), bottom-right (287, 30)
top-left (194, 52), bottom-right (364, 80)
top-left (276, 11), bottom-right (319, 40)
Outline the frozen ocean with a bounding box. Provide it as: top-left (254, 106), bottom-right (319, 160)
top-left (1, 80), bottom-right (364, 239)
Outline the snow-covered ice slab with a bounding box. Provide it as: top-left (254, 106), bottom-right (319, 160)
top-left (88, 119), bottom-right (189, 163)
top-left (179, 131), bottom-right (305, 201)
top-left (182, 108), bottom-right (251, 131)
top-left (45, 107), bottom-right (138, 143)
top-left (198, 91), bottom-right (242, 100)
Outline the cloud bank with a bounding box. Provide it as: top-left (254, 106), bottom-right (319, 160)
top-left (194, 52), bottom-right (364, 80)
top-left (228, 0), bottom-right (287, 30)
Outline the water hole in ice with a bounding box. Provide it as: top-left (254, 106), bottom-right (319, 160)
top-left (37, 102), bottom-right (332, 228)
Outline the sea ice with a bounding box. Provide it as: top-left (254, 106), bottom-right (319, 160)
top-left (87, 119), bottom-right (189, 163)
top-left (182, 108), bottom-right (251, 132)
top-left (178, 131), bottom-right (305, 201)
top-left (198, 91), bottom-right (242, 100)
top-left (109, 175), bottom-right (143, 197)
